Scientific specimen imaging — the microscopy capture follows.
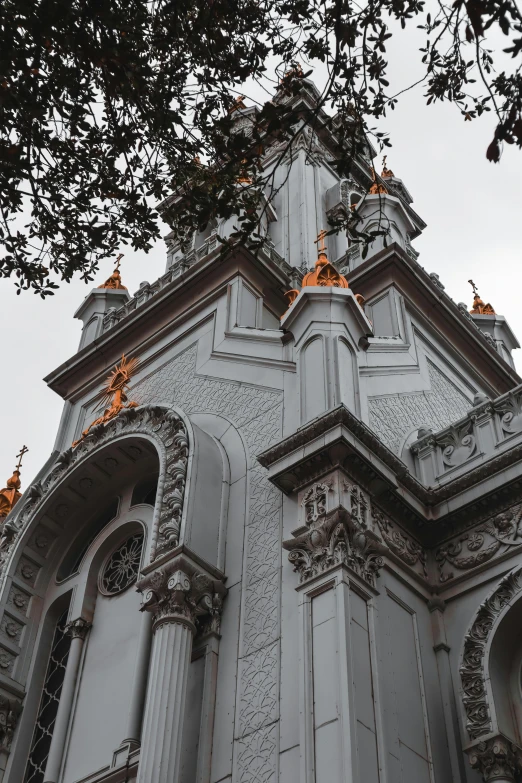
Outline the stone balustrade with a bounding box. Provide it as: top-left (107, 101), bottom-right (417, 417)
top-left (101, 235), bottom-right (298, 335)
top-left (410, 384), bottom-right (522, 485)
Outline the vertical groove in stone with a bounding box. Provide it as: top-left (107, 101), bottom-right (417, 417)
top-left (137, 622), bottom-right (193, 783)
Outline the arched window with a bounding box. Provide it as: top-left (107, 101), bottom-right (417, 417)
top-left (24, 609), bottom-right (71, 783)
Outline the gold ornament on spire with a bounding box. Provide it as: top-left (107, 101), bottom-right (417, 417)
top-left (282, 230), bottom-right (361, 315)
top-left (381, 155), bottom-right (394, 179)
top-left (468, 279), bottom-right (495, 315)
top-left (0, 446), bottom-right (28, 522)
top-left (98, 253), bottom-right (127, 291)
top-left (72, 355), bottom-right (140, 447)
top-left (369, 166), bottom-right (388, 195)
top-left (228, 95), bottom-right (247, 113)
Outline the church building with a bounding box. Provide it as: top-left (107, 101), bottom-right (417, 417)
top-left (1, 76), bottom-right (522, 783)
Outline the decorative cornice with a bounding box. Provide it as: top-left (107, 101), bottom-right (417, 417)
top-left (65, 618), bottom-right (91, 641)
top-left (0, 405), bottom-right (189, 579)
top-left (137, 556), bottom-right (226, 634)
top-left (460, 566), bottom-right (522, 741)
top-left (467, 735), bottom-right (522, 782)
top-left (283, 504), bottom-right (385, 588)
top-left (257, 404), bottom-right (522, 513)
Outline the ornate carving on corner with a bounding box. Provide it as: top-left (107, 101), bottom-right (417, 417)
top-left (0, 405), bottom-right (189, 578)
top-left (497, 389), bottom-right (522, 438)
top-left (467, 735), bottom-right (522, 783)
top-left (436, 504), bottom-right (522, 582)
top-left (283, 505), bottom-right (384, 587)
top-left (302, 481), bottom-right (332, 526)
top-left (0, 695), bottom-right (22, 753)
top-left (460, 566), bottom-right (522, 741)
top-left (438, 419), bottom-right (477, 469)
top-left (372, 508), bottom-right (428, 578)
top-left (138, 562), bottom-right (226, 634)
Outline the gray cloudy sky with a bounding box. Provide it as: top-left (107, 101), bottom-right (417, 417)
top-left (1, 26), bottom-right (521, 491)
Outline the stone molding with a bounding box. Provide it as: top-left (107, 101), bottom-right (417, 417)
top-left (137, 555), bottom-right (226, 634)
top-left (0, 405), bottom-right (189, 577)
top-left (65, 617), bottom-right (91, 640)
top-left (460, 565), bottom-right (522, 741)
top-left (467, 734), bottom-right (522, 782)
top-left (257, 403), bottom-right (522, 513)
top-left (0, 695), bottom-right (22, 753)
top-left (283, 504), bottom-right (385, 588)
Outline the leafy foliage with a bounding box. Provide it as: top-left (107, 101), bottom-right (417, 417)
top-left (1, 0), bottom-right (521, 293)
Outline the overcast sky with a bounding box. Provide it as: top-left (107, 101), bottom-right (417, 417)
top-left (1, 26), bottom-right (521, 491)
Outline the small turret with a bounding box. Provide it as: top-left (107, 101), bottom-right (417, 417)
top-left (0, 446), bottom-right (28, 524)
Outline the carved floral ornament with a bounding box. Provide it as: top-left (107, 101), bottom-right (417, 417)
top-left (460, 565), bottom-right (522, 745)
top-left (0, 405), bottom-right (190, 579)
top-left (436, 502), bottom-right (522, 582)
top-left (283, 504), bottom-right (385, 588)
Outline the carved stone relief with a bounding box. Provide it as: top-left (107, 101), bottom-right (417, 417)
top-left (438, 420), bottom-right (477, 469)
top-left (0, 695), bottom-right (22, 753)
top-left (497, 389), bottom-right (522, 438)
top-left (460, 566), bottom-right (522, 741)
top-left (372, 508), bottom-right (427, 577)
top-left (436, 503), bottom-right (522, 582)
top-left (132, 344), bottom-right (283, 782)
top-left (368, 361), bottom-right (471, 454)
top-left (284, 505), bottom-right (384, 587)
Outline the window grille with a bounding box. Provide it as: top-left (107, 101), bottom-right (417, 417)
top-left (24, 609), bottom-right (71, 783)
top-left (100, 533), bottom-right (144, 596)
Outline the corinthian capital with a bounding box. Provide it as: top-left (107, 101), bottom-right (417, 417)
top-left (467, 735), bottom-right (522, 782)
top-left (283, 504), bottom-right (385, 587)
top-left (137, 555), bottom-right (226, 634)
top-left (65, 617), bottom-right (91, 640)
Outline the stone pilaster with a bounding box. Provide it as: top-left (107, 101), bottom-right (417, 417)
top-left (136, 555), bottom-right (226, 783)
top-left (467, 735), bottom-right (522, 783)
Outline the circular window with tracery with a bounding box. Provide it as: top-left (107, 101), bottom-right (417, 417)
top-left (100, 532), bottom-right (144, 596)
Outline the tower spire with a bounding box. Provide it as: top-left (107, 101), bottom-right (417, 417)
top-left (0, 445), bottom-right (28, 522)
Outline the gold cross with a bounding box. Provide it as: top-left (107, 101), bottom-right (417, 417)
top-left (15, 445), bottom-right (28, 471)
top-left (468, 279), bottom-right (479, 296)
top-left (314, 230), bottom-right (328, 254)
top-left (115, 253), bottom-right (124, 272)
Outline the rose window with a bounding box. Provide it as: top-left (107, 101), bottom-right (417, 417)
top-left (100, 533), bottom-right (144, 596)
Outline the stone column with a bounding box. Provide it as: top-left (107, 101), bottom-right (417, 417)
top-left (44, 618), bottom-right (91, 783)
top-left (136, 557), bottom-right (226, 783)
top-left (467, 735), bottom-right (522, 783)
top-left (121, 610), bottom-right (152, 748)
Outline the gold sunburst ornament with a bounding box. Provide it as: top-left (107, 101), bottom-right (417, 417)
top-left (72, 355), bottom-right (140, 447)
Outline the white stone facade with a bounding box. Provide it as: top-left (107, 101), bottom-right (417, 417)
top-left (1, 78), bottom-right (522, 783)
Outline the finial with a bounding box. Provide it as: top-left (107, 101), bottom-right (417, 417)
top-left (369, 167), bottom-right (388, 195)
top-left (468, 279), bottom-right (495, 315)
top-left (314, 229), bottom-right (328, 259)
top-left (72, 355), bottom-right (140, 447)
top-left (282, 228), bottom-right (349, 312)
top-left (229, 95), bottom-right (247, 113)
top-left (381, 155), bottom-right (394, 179)
top-left (0, 446), bottom-right (28, 521)
top-left (98, 253), bottom-right (128, 291)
